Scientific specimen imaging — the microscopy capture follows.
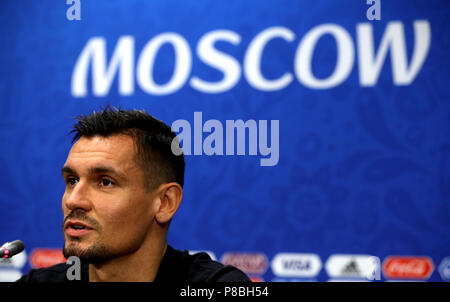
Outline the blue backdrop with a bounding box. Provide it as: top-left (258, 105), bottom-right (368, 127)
top-left (0, 0), bottom-right (449, 282)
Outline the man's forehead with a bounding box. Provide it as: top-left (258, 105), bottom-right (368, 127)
top-left (66, 134), bottom-right (137, 165)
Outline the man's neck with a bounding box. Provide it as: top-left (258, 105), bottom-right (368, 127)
top-left (88, 241), bottom-right (167, 282)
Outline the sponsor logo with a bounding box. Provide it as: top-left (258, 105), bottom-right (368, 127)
top-left (221, 252), bottom-right (268, 275)
top-left (271, 278), bottom-right (316, 282)
top-left (327, 279), bottom-right (369, 282)
top-left (438, 257), bottom-right (450, 281)
top-left (325, 255), bottom-right (381, 280)
top-left (250, 276), bottom-right (264, 282)
top-left (385, 280), bottom-right (425, 282)
top-left (29, 248), bottom-right (66, 269)
top-left (271, 253), bottom-right (322, 278)
top-left (382, 256), bottom-right (434, 280)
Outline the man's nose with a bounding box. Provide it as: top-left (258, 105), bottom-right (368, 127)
top-left (63, 180), bottom-right (93, 212)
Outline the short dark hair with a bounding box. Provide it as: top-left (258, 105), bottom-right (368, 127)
top-left (70, 106), bottom-right (185, 190)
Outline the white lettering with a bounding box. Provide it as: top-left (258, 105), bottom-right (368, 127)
top-left (70, 21), bottom-right (431, 97)
top-left (357, 21), bottom-right (431, 86)
top-left (295, 24), bottom-right (354, 89)
top-left (244, 26), bottom-right (295, 91)
top-left (71, 36), bottom-right (134, 97)
top-left (137, 33), bottom-right (191, 95)
top-left (190, 30), bottom-right (241, 93)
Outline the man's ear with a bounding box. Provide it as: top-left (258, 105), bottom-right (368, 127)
top-left (154, 183), bottom-right (183, 225)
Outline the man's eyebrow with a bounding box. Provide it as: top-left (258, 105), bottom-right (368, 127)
top-left (88, 166), bottom-right (126, 179)
top-left (61, 165), bottom-right (126, 179)
top-left (61, 166), bottom-right (75, 175)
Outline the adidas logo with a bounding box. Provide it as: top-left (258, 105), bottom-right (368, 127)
top-left (341, 259), bottom-right (362, 276)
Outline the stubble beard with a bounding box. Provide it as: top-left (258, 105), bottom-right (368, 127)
top-left (62, 209), bottom-right (114, 264)
top-left (63, 237), bottom-right (113, 264)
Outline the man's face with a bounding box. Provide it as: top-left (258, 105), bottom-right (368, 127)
top-left (61, 134), bottom-right (157, 262)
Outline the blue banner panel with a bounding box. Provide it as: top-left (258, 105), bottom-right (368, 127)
top-left (0, 0), bottom-right (449, 281)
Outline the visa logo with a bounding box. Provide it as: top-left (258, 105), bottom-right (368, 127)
top-left (272, 253), bottom-right (322, 277)
top-left (283, 260), bottom-right (311, 270)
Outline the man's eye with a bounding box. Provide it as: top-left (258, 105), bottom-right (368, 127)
top-left (101, 179), bottom-right (114, 187)
top-left (66, 177), bottom-right (78, 186)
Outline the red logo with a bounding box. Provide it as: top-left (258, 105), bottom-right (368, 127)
top-left (30, 249), bottom-right (66, 268)
top-left (250, 276), bottom-right (264, 282)
top-left (221, 253), bottom-right (268, 275)
top-left (383, 256), bottom-right (434, 279)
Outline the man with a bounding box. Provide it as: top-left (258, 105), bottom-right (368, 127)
top-left (17, 107), bottom-right (250, 282)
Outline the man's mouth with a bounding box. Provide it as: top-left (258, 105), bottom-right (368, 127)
top-left (65, 221), bottom-right (94, 237)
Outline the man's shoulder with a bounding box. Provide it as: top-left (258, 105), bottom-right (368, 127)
top-left (188, 252), bottom-right (251, 282)
top-left (16, 263), bottom-right (69, 282)
top-left (157, 245), bottom-right (251, 282)
top-left (17, 246), bottom-right (251, 282)
top-left (16, 262), bottom-right (89, 282)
